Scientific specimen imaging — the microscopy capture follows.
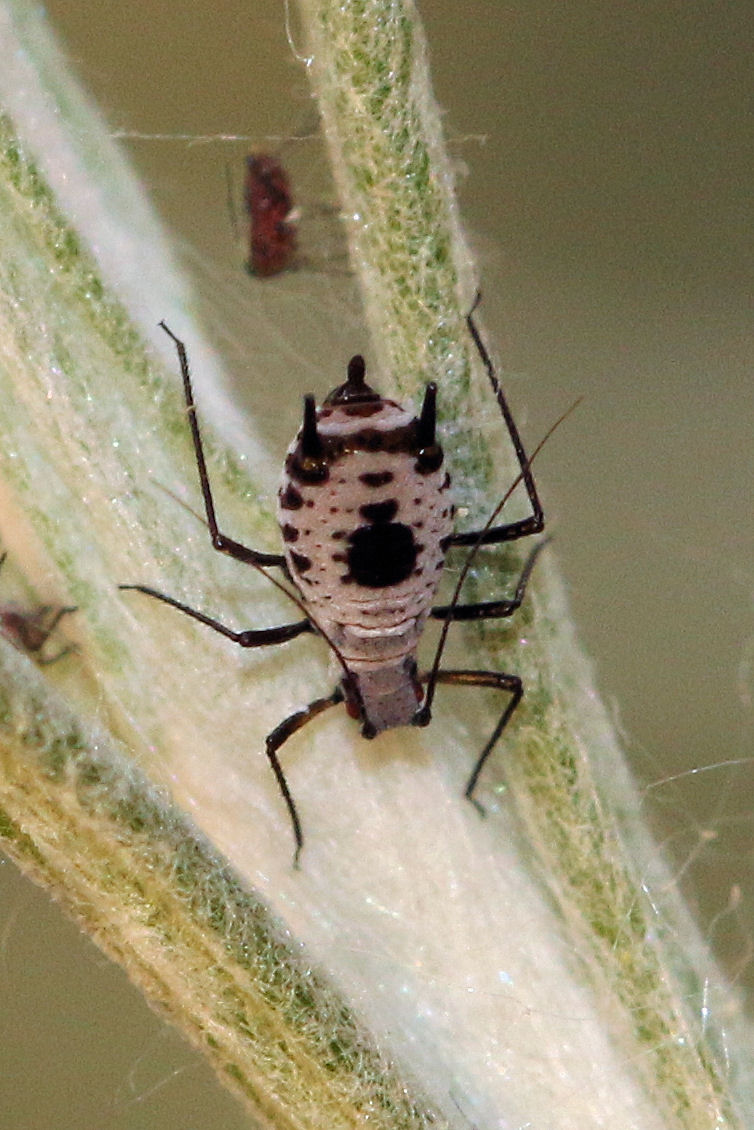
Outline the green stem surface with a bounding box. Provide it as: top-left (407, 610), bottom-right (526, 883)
top-left (0, 2), bottom-right (748, 1128)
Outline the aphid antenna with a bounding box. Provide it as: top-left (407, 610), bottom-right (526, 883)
top-left (466, 292), bottom-right (544, 541)
top-left (242, 559), bottom-right (355, 686)
top-left (153, 478), bottom-right (307, 607)
top-left (152, 323), bottom-right (359, 691)
top-left (152, 479), bottom-right (208, 527)
top-left (421, 397), bottom-right (582, 718)
top-left (224, 161), bottom-right (242, 249)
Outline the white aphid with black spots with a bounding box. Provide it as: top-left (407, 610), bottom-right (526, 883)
top-left (121, 301), bottom-right (546, 863)
top-left (278, 356), bottom-right (455, 736)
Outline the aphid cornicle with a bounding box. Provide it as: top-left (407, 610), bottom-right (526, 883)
top-left (121, 300), bottom-right (545, 862)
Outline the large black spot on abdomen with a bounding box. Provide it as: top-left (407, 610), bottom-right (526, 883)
top-left (345, 523), bottom-right (418, 588)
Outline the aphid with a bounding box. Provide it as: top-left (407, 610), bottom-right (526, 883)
top-left (121, 301), bottom-right (545, 861)
top-left (243, 152), bottom-right (298, 277)
top-left (0, 553), bottom-right (77, 664)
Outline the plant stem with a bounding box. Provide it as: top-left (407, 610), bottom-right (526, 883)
top-left (298, 1), bottom-right (749, 1126)
top-left (0, 1), bottom-right (750, 1128)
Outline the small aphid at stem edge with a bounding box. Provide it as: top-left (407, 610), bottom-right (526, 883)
top-left (0, 552), bottom-right (77, 665)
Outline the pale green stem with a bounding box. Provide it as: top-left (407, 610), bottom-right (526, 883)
top-left (0, 66), bottom-right (442, 1130)
top-left (0, 2), bottom-right (750, 1129)
top-left (0, 642), bottom-right (441, 1130)
top-left (298, 4), bottom-right (749, 1122)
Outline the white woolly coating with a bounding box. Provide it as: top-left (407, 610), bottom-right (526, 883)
top-left (278, 398), bottom-right (454, 674)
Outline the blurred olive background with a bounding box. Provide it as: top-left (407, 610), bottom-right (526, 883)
top-left (1, 1), bottom-right (752, 1126)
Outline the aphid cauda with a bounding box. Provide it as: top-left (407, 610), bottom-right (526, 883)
top-left (0, 553), bottom-right (77, 665)
top-left (121, 300), bottom-right (545, 862)
top-left (243, 152), bottom-right (298, 278)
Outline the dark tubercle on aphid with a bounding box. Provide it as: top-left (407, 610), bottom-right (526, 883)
top-left (323, 354), bottom-right (381, 406)
top-left (413, 380), bottom-right (444, 474)
top-left (279, 483), bottom-right (304, 510)
top-left (288, 421), bottom-right (441, 470)
top-left (342, 523), bottom-right (421, 588)
top-left (414, 445), bottom-right (444, 474)
top-left (285, 449), bottom-right (330, 486)
top-left (290, 550), bottom-right (312, 575)
top-left (359, 470), bottom-right (394, 488)
top-left (358, 499), bottom-right (399, 524)
top-left (286, 395), bottom-right (331, 485)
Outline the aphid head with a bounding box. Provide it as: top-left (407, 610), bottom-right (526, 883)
top-left (323, 355), bottom-right (381, 406)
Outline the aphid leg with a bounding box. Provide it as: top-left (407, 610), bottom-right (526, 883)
top-left (118, 584), bottom-right (313, 647)
top-left (37, 642), bottom-right (76, 665)
top-left (159, 322), bottom-right (287, 570)
top-left (430, 538), bottom-right (548, 623)
top-left (444, 297), bottom-right (544, 549)
top-left (38, 604), bottom-right (78, 637)
top-left (426, 669), bottom-right (523, 815)
top-left (265, 688), bottom-right (345, 865)
top-left (420, 539), bottom-right (546, 724)
top-left (34, 604), bottom-right (78, 664)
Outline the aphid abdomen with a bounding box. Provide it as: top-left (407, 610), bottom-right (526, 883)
top-left (277, 363), bottom-right (455, 733)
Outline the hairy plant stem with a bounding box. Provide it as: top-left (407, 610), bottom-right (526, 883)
top-left (295, 7), bottom-right (747, 1129)
top-left (0, 1), bottom-right (749, 1128)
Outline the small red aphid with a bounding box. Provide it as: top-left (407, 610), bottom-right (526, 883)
top-left (0, 553), bottom-right (77, 665)
top-left (244, 152), bottom-right (298, 278)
